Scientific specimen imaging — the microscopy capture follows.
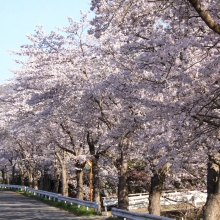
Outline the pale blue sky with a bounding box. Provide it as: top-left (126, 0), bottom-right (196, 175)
top-left (0, 0), bottom-right (91, 84)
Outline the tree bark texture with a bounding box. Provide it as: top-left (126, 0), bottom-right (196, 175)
top-left (148, 173), bottom-right (162, 216)
top-left (203, 162), bottom-right (220, 220)
top-left (87, 133), bottom-right (101, 212)
top-left (53, 168), bottom-right (60, 193)
top-left (1, 170), bottom-right (5, 184)
top-left (187, 0), bottom-right (220, 35)
top-left (92, 156), bottom-right (101, 212)
top-left (33, 168), bottom-right (38, 190)
top-left (76, 166), bottom-right (84, 199)
top-left (55, 152), bottom-right (68, 196)
top-left (118, 150), bottom-right (128, 210)
top-left (11, 165), bottom-right (15, 185)
top-left (39, 170), bottom-right (44, 190)
top-left (6, 173), bottom-right (9, 184)
top-left (39, 170), bottom-right (50, 191)
top-left (19, 166), bottom-right (25, 186)
top-left (148, 162), bottom-right (170, 215)
top-left (61, 164), bottom-right (68, 196)
top-left (27, 170), bottom-right (33, 188)
top-left (43, 173), bottom-right (50, 191)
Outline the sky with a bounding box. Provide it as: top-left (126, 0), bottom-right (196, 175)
top-left (0, 0), bottom-right (91, 84)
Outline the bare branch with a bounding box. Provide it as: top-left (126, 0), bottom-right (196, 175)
top-left (188, 0), bottom-right (220, 35)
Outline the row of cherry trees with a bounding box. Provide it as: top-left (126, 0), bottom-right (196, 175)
top-left (0, 1), bottom-right (220, 219)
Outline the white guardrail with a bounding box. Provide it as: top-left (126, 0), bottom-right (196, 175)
top-left (0, 184), bottom-right (207, 219)
top-left (103, 190), bottom-right (207, 211)
top-left (0, 184), bottom-right (98, 213)
top-left (112, 208), bottom-right (174, 220)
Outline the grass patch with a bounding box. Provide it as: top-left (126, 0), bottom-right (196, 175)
top-left (0, 187), bottom-right (12, 191)
top-left (16, 190), bottom-right (98, 216)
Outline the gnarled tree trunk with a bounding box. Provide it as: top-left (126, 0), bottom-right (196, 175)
top-left (203, 161), bottom-right (220, 220)
top-left (148, 173), bottom-right (162, 215)
top-left (148, 162), bottom-right (171, 215)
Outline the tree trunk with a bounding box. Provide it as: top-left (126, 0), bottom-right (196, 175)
top-left (55, 152), bottom-right (68, 196)
top-left (92, 156), bottom-right (101, 212)
top-left (1, 170), bottom-right (5, 184)
top-left (203, 162), bottom-right (220, 220)
top-left (43, 173), bottom-right (50, 191)
top-left (61, 163), bottom-right (68, 196)
top-left (6, 173), bottom-right (10, 184)
top-left (27, 170), bottom-right (33, 188)
top-left (148, 173), bottom-right (162, 215)
top-left (39, 170), bottom-right (44, 190)
top-left (53, 168), bottom-right (60, 193)
top-left (4, 166), bottom-right (9, 184)
top-left (118, 150), bottom-right (128, 210)
top-left (19, 165), bottom-right (25, 186)
top-left (32, 168), bottom-right (38, 190)
top-left (148, 162), bottom-right (170, 215)
top-left (87, 133), bottom-right (101, 212)
top-left (76, 166), bottom-right (84, 199)
top-left (11, 165), bottom-right (15, 185)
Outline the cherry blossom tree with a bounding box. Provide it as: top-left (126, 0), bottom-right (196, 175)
top-left (1, 1), bottom-right (220, 219)
top-left (89, 0), bottom-right (220, 217)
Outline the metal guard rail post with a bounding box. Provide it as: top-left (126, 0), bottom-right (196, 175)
top-left (58, 195), bottom-right (98, 210)
top-left (112, 208), bottom-right (174, 220)
top-left (0, 184), bottom-right (26, 191)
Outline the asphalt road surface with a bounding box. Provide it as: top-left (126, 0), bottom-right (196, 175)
top-left (0, 190), bottom-right (106, 220)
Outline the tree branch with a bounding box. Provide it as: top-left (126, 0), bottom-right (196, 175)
top-left (188, 0), bottom-right (220, 35)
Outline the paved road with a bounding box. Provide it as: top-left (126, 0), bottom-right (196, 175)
top-left (0, 190), bottom-right (107, 220)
